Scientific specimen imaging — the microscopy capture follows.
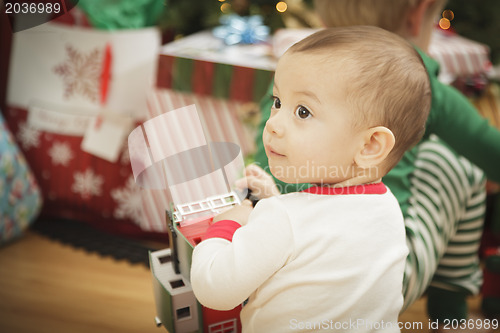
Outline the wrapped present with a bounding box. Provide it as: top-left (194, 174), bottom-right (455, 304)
top-left (0, 112), bottom-right (42, 244)
top-left (156, 30), bottom-right (275, 104)
top-left (4, 22), bottom-right (162, 238)
top-left (428, 28), bottom-right (491, 84)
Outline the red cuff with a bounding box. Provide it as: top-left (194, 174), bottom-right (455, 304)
top-left (203, 220), bottom-right (242, 242)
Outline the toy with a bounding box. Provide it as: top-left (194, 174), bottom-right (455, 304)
top-left (150, 192), bottom-right (244, 332)
top-left (128, 105), bottom-right (247, 332)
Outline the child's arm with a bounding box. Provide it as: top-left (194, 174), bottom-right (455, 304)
top-left (212, 199), bottom-right (254, 226)
top-left (426, 78), bottom-right (500, 183)
top-left (190, 197), bottom-right (293, 311)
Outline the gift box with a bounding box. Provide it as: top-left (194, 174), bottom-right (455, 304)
top-left (156, 30), bottom-right (276, 104)
top-left (4, 21), bottom-right (162, 237)
top-left (0, 112), bottom-right (42, 244)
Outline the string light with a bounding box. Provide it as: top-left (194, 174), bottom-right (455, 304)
top-left (276, 1), bottom-right (287, 13)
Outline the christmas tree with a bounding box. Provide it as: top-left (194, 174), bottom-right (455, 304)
top-left (158, 0), bottom-right (318, 40)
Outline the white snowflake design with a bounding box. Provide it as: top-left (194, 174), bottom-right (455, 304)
top-left (72, 168), bottom-right (104, 200)
top-left (48, 141), bottom-right (74, 166)
top-left (111, 176), bottom-right (144, 225)
top-left (17, 122), bottom-right (41, 150)
top-left (53, 45), bottom-right (103, 102)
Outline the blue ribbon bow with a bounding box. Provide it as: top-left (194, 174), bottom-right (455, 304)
top-left (213, 14), bottom-right (270, 45)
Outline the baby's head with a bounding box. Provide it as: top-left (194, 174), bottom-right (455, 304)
top-left (264, 26), bottom-right (431, 186)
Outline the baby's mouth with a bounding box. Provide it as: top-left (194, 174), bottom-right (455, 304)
top-left (266, 145), bottom-right (285, 157)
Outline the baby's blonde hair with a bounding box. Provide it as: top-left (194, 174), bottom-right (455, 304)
top-left (314, 0), bottom-right (447, 34)
top-left (288, 26), bottom-right (431, 169)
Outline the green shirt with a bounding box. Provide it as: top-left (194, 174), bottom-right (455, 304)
top-left (254, 49), bottom-right (500, 216)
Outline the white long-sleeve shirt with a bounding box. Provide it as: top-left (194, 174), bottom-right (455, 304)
top-left (191, 183), bottom-right (408, 333)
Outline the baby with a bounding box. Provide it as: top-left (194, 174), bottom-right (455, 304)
top-left (191, 26), bottom-right (431, 332)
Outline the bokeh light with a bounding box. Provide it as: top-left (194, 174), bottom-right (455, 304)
top-left (439, 17), bottom-right (451, 30)
top-left (220, 2), bottom-right (231, 13)
top-left (276, 1), bottom-right (287, 13)
top-left (442, 9), bottom-right (454, 21)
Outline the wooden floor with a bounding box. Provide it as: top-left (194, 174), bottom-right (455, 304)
top-left (0, 231), bottom-right (497, 333)
top-left (0, 231), bottom-right (164, 333)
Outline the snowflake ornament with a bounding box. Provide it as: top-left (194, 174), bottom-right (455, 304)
top-left (111, 176), bottom-right (144, 225)
top-left (17, 122), bottom-right (41, 150)
top-left (49, 141), bottom-right (74, 166)
top-left (72, 168), bottom-right (104, 200)
top-left (54, 45), bottom-right (103, 102)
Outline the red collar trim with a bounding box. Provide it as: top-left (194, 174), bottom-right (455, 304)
top-left (302, 182), bottom-right (387, 195)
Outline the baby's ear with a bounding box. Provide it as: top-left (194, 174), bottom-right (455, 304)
top-left (354, 126), bottom-right (395, 169)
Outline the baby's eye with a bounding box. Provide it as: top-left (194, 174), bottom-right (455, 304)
top-left (272, 96), bottom-right (281, 109)
top-left (295, 105), bottom-right (311, 119)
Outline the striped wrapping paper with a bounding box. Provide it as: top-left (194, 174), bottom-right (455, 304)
top-left (139, 89), bottom-right (255, 232)
top-left (156, 55), bottom-right (274, 103)
top-left (428, 29), bottom-right (491, 83)
top-left (156, 31), bottom-right (275, 103)
top-left (146, 89), bottom-right (255, 154)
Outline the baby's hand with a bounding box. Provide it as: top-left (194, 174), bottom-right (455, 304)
top-left (213, 199), bottom-right (254, 226)
top-left (235, 164), bottom-right (280, 199)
